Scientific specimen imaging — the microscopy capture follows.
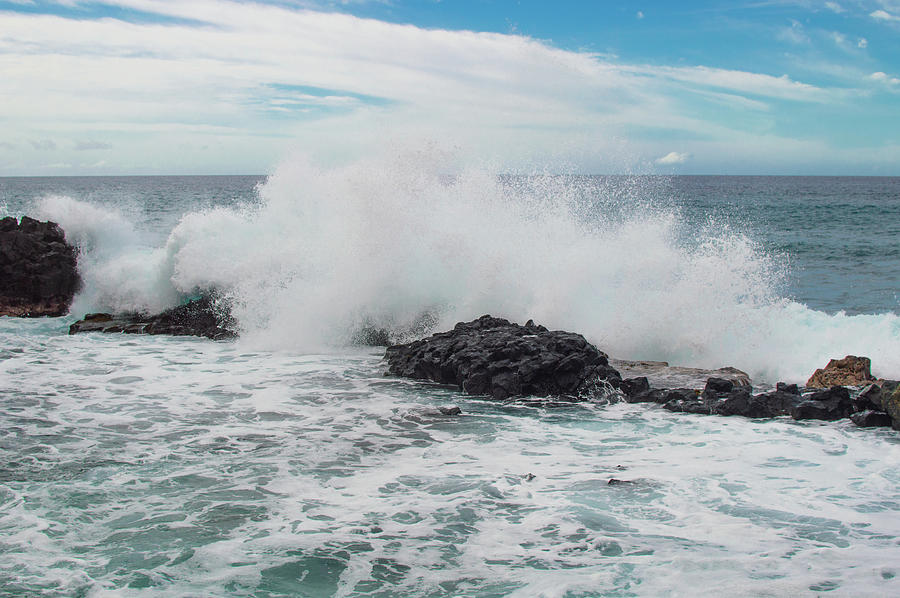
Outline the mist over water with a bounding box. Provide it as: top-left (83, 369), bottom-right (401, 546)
top-left (27, 147), bottom-right (900, 383)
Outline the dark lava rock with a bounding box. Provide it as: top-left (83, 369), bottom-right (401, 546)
top-left (620, 377), bottom-right (650, 399)
top-left (708, 388), bottom-right (755, 416)
top-left (806, 355), bottom-right (875, 388)
top-left (623, 387), bottom-right (672, 404)
top-left (662, 388), bottom-right (708, 414)
top-left (776, 382), bottom-right (800, 395)
top-left (791, 386), bottom-right (853, 421)
top-left (850, 410), bottom-right (894, 428)
top-left (854, 384), bottom-right (883, 412)
top-left (69, 296), bottom-right (235, 340)
top-left (664, 375), bottom-right (805, 419)
top-left (438, 406), bottom-right (462, 416)
top-left (743, 390), bottom-right (803, 418)
top-left (703, 377), bottom-right (735, 394)
top-left (384, 315), bottom-right (622, 401)
top-left (0, 216), bottom-right (80, 317)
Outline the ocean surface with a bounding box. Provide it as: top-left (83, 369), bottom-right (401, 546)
top-left (2, 159), bottom-right (900, 597)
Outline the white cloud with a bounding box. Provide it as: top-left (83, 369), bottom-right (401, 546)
top-left (0, 0), bottom-right (876, 174)
top-left (858, 37), bottom-right (868, 48)
top-left (870, 9), bottom-right (900, 21)
top-left (779, 20), bottom-right (809, 45)
top-left (655, 151), bottom-right (690, 165)
top-left (636, 11), bottom-right (644, 19)
top-left (825, 2), bottom-right (845, 13)
top-left (623, 64), bottom-right (831, 103)
top-left (869, 71), bottom-right (900, 84)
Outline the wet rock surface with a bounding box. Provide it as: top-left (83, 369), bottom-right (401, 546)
top-left (791, 386), bottom-right (853, 421)
top-left (610, 359), bottom-right (750, 390)
top-left (384, 315), bottom-right (622, 401)
top-left (0, 216), bottom-right (80, 317)
top-left (850, 410), bottom-right (894, 428)
top-left (881, 385), bottom-right (900, 431)
top-left (69, 296), bottom-right (235, 340)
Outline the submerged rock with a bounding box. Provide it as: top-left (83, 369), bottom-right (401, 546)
top-left (384, 315), bottom-right (622, 401)
top-left (0, 216), bottom-right (80, 317)
top-left (69, 296), bottom-right (235, 340)
top-left (806, 355), bottom-right (875, 388)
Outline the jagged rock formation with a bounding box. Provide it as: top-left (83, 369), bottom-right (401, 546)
top-left (385, 315), bottom-right (622, 401)
top-left (0, 216), bottom-right (80, 317)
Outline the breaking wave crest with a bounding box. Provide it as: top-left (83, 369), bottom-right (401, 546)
top-left (36, 147), bottom-right (900, 383)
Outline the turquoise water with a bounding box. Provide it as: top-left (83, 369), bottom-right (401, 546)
top-left (2, 168), bottom-right (900, 596)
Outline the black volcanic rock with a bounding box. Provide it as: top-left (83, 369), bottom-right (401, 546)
top-left (384, 315), bottom-right (622, 401)
top-left (776, 382), bottom-right (800, 395)
top-left (744, 390), bottom-right (803, 418)
top-left (854, 384), bottom-right (883, 412)
top-left (663, 388), bottom-right (710, 414)
top-left (620, 377), bottom-right (650, 400)
top-left (69, 296), bottom-right (235, 340)
top-left (850, 410), bottom-right (893, 428)
top-left (791, 386), bottom-right (853, 421)
top-left (0, 216), bottom-right (80, 317)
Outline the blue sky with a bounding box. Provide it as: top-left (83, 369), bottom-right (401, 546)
top-left (1, 0), bottom-right (899, 175)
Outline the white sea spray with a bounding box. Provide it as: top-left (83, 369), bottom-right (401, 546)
top-left (32, 146), bottom-right (900, 383)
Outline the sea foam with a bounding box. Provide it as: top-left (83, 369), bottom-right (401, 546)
top-left (35, 147), bottom-right (900, 383)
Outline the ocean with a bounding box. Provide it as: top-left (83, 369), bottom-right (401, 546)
top-left (1, 157), bottom-right (900, 596)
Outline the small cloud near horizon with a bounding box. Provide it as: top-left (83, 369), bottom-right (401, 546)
top-left (656, 151), bottom-right (690, 165)
top-left (31, 139), bottom-right (57, 151)
top-left (75, 140), bottom-right (113, 151)
top-left (825, 2), bottom-right (845, 14)
top-left (636, 10), bottom-right (644, 19)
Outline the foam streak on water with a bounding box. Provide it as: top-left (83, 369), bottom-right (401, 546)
top-left (1, 319), bottom-right (899, 596)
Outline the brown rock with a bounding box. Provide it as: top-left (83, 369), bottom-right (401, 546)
top-left (806, 355), bottom-right (875, 388)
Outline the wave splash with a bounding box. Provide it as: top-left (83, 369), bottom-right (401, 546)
top-left (36, 147), bottom-right (900, 383)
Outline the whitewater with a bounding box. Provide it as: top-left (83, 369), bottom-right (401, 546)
top-left (1, 150), bottom-right (900, 596)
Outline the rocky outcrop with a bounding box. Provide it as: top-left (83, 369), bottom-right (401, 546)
top-left (69, 296), bottom-right (235, 340)
top-left (384, 315), bottom-right (622, 401)
top-left (384, 317), bottom-right (900, 433)
top-left (653, 377), bottom-right (803, 418)
top-left (0, 216), bottom-right (80, 317)
top-left (610, 359), bottom-right (750, 390)
top-left (806, 355), bottom-right (875, 388)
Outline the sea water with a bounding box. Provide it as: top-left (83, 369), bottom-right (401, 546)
top-left (1, 153), bottom-right (899, 596)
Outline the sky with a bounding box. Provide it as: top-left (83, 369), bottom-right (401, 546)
top-left (1, 0), bottom-right (899, 175)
